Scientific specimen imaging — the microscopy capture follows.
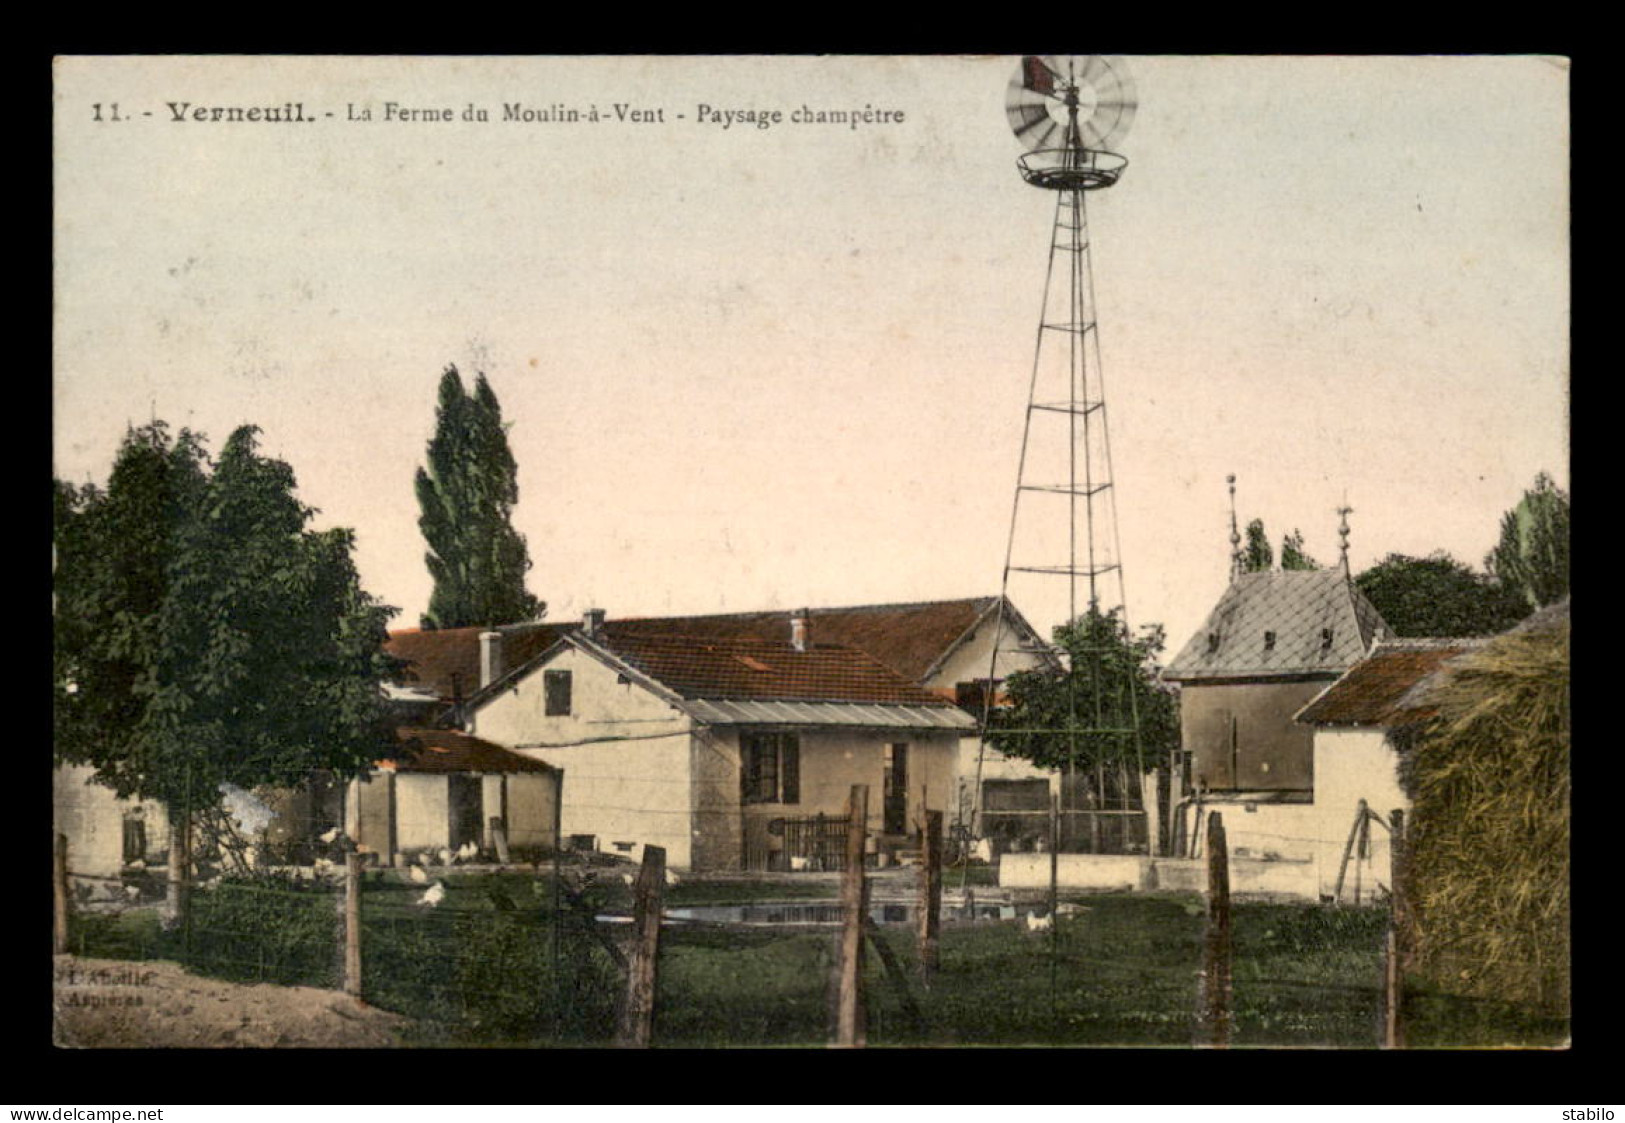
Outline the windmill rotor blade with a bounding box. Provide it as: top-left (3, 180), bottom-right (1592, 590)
top-left (1006, 53), bottom-right (1138, 152)
top-left (1076, 54), bottom-right (1111, 90)
top-left (1011, 108), bottom-right (1052, 139)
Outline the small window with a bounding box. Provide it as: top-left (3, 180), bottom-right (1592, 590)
top-left (544, 669), bottom-right (573, 716)
top-left (741, 732), bottom-right (800, 805)
top-left (1263, 630), bottom-right (1277, 651)
top-left (1206, 632), bottom-right (1221, 654)
top-left (955, 679), bottom-right (998, 715)
top-left (1320, 627), bottom-right (1334, 650)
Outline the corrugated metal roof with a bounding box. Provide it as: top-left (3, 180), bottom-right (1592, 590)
top-left (1164, 569), bottom-right (1392, 681)
top-left (682, 698), bottom-right (976, 730)
top-left (1294, 639), bottom-right (1486, 726)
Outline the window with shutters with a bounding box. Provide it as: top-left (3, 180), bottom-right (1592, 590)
top-left (543, 669), bottom-right (572, 716)
top-left (740, 732), bottom-right (800, 805)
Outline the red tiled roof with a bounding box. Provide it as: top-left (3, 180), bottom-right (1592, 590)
top-left (385, 597), bottom-right (1007, 701)
top-left (609, 597), bottom-right (1001, 683)
top-left (385, 623), bottom-right (565, 703)
top-left (386, 727), bottom-right (556, 774)
top-left (1294, 639), bottom-right (1486, 726)
top-left (1165, 569), bottom-right (1392, 681)
top-left (591, 630), bottom-right (958, 707)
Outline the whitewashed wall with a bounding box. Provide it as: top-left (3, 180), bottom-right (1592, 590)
top-left (1174, 726), bottom-right (1404, 899)
top-left (53, 764), bottom-right (168, 885)
top-left (472, 645), bottom-right (696, 867)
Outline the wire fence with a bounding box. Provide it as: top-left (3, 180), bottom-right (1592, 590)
top-left (52, 775), bottom-right (1568, 1048)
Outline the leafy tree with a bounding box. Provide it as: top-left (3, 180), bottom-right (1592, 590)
top-left (986, 607), bottom-right (1180, 799)
top-left (54, 423), bottom-right (399, 918)
top-left (1355, 552), bottom-right (1527, 637)
top-left (1242, 518), bottom-right (1273, 572)
top-left (1487, 472), bottom-right (1569, 611)
top-left (416, 366), bottom-right (544, 629)
top-left (54, 423), bottom-right (209, 795)
top-left (1280, 528), bottom-right (1319, 571)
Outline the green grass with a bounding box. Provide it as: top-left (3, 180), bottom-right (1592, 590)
top-left (65, 876), bottom-right (1565, 1048)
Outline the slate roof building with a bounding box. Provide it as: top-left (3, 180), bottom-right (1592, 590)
top-left (1164, 568), bottom-right (1392, 797)
top-left (1162, 567), bottom-right (1396, 894)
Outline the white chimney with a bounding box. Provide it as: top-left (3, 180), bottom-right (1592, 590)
top-left (790, 608), bottom-right (810, 652)
top-left (479, 631), bottom-right (503, 689)
top-left (583, 607), bottom-right (606, 639)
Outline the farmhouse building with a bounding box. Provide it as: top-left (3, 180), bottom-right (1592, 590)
top-left (385, 597), bottom-right (1059, 856)
top-left (53, 726), bottom-right (558, 889)
top-left (1290, 637), bottom-right (1486, 895)
top-left (456, 612), bottom-right (977, 871)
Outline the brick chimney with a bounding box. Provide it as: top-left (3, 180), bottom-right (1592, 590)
top-left (583, 607), bottom-right (606, 640)
top-left (478, 630), bottom-right (503, 689)
top-left (790, 608), bottom-right (810, 652)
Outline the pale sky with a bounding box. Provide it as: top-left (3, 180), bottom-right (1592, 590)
top-left (53, 55), bottom-right (1569, 655)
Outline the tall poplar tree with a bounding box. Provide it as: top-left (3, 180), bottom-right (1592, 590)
top-left (1487, 472), bottom-right (1570, 611)
top-left (1242, 518), bottom-right (1274, 572)
top-left (415, 366), bottom-right (544, 629)
top-left (1280, 529), bottom-right (1319, 570)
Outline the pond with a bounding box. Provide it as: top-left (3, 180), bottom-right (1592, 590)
top-left (597, 899), bottom-right (1081, 927)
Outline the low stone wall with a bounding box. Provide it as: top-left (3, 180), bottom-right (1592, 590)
top-left (999, 852), bottom-right (1319, 900)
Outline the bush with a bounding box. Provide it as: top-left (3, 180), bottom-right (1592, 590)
top-left (169, 872), bottom-right (341, 988)
top-left (361, 876), bottom-right (618, 1045)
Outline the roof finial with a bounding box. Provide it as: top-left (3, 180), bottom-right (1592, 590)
top-left (1337, 499), bottom-right (1353, 578)
top-left (1227, 474), bottom-right (1243, 579)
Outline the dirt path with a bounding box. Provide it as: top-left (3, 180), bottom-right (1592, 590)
top-left (53, 955), bottom-right (412, 1048)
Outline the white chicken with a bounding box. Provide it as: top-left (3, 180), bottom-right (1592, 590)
top-left (409, 864), bottom-right (429, 884)
top-left (664, 869), bottom-right (681, 887)
top-left (437, 847), bottom-right (454, 866)
top-left (456, 841), bottom-right (478, 863)
top-left (417, 881), bottom-right (446, 907)
top-left (124, 884), bottom-right (141, 900)
top-left (318, 827), bottom-right (340, 844)
top-left (621, 873), bottom-right (636, 887)
top-left (1025, 910), bottom-right (1053, 932)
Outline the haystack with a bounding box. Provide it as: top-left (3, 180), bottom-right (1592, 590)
top-left (1397, 598), bottom-right (1569, 1014)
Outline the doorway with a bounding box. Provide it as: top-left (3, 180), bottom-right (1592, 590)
top-left (883, 743), bottom-right (909, 835)
top-left (447, 774), bottom-right (483, 851)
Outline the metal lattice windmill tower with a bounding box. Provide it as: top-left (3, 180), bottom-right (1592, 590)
top-left (973, 55), bottom-right (1148, 845)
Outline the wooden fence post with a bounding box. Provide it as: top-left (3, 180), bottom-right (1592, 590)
top-left (1383, 807), bottom-right (1407, 1049)
top-left (833, 784), bottom-right (869, 1047)
top-left (919, 809), bottom-right (942, 982)
top-left (54, 832), bottom-right (70, 955)
top-left (164, 806), bottom-right (191, 932)
top-left (551, 768), bottom-right (565, 1040)
top-left (616, 843), bottom-right (666, 1048)
top-left (1143, 769), bottom-right (1162, 857)
top-left (1333, 798), bottom-right (1368, 906)
top-left (1202, 810), bottom-right (1232, 1047)
top-left (343, 850), bottom-right (363, 999)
